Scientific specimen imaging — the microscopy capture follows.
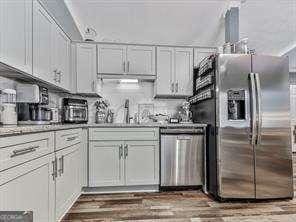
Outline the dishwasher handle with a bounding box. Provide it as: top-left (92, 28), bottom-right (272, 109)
top-left (160, 128), bottom-right (204, 135)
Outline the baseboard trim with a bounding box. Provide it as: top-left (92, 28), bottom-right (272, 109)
top-left (82, 185), bottom-right (159, 194)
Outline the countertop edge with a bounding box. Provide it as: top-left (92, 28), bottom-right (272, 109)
top-left (0, 123), bottom-right (207, 137)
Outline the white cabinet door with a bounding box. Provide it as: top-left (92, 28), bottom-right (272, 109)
top-left (193, 48), bottom-right (217, 67)
top-left (97, 44), bottom-right (126, 74)
top-left (0, 0), bottom-right (32, 74)
top-left (127, 46), bottom-right (155, 75)
top-left (155, 47), bottom-right (175, 96)
top-left (54, 26), bottom-right (70, 90)
top-left (55, 144), bottom-right (81, 221)
top-left (174, 47), bottom-right (193, 96)
top-left (76, 43), bottom-right (97, 94)
top-left (89, 141), bottom-right (125, 187)
top-left (125, 141), bottom-right (159, 185)
top-left (0, 154), bottom-right (55, 222)
top-left (33, 0), bottom-right (54, 83)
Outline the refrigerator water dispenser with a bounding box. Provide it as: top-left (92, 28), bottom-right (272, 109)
top-left (227, 90), bottom-right (246, 120)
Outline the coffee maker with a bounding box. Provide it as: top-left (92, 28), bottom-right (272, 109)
top-left (16, 84), bottom-right (52, 125)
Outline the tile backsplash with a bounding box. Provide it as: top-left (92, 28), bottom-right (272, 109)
top-left (0, 76), bottom-right (185, 124)
top-left (95, 79), bottom-right (185, 123)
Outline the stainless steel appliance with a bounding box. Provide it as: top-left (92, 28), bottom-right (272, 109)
top-left (17, 85), bottom-right (52, 125)
top-left (62, 98), bottom-right (88, 123)
top-left (160, 127), bottom-right (205, 187)
top-left (190, 54), bottom-right (293, 200)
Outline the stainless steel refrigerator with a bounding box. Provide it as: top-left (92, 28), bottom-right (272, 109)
top-left (190, 54), bottom-right (293, 200)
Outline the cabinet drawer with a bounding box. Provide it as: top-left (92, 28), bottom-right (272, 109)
top-left (55, 128), bottom-right (82, 151)
top-left (0, 132), bottom-right (54, 172)
top-left (89, 128), bottom-right (159, 141)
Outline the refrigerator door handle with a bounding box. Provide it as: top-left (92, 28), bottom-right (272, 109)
top-left (249, 73), bottom-right (257, 146)
top-left (254, 73), bottom-right (262, 145)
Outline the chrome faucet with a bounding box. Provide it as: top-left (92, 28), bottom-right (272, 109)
top-left (124, 99), bottom-right (130, 124)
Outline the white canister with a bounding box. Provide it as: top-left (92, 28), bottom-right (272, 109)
top-left (0, 104), bottom-right (17, 125)
top-left (50, 108), bottom-right (60, 123)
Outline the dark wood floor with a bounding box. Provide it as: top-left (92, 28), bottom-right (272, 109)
top-left (62, 155), bottom-right (296, 222)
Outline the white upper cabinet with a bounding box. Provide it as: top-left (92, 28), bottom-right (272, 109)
top-left (76, 43), bottom-right (98, 94)
top-left (155, 47), bottom-right (175, 96)
top-left (127, 45), bottom-right (156, 75)
top-left (155, 47), bottom-right (193, 97)
top-left (0, 0), bottom-right (32, 74)
top-left (53, 26), bottom-right (71, 90)
top-left (97, 44), bottom-right (126, 75)
top-left (0, 0), bottom-right (71, 91)
top-left (193, 48), bottom-right (217, 67)
top-left (174, 47), bottom-right (193, 96)
top-left (33, 0), bottom-right (54, 83)
top-left (97, 44), bottom-right (156, 77)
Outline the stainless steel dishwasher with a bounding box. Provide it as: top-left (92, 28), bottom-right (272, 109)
top-left (160, 127), bottom-right (204, 187)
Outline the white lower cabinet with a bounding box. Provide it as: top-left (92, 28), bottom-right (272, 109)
top-left (0, 153), bottom-right (55, 222)
top-left (55, 143), bottom-right (81, 221)
top-left (89, 139), bottom-right (159, 187)
top-left (125, 141), bottom-right (159, 185)
top-left (89, 141), bottom-right (125, 187)
top-left (0, 129), bottom-right (85, 222)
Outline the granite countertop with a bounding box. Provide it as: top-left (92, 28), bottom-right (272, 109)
top-left (0, 122), bottom-right (207, 137)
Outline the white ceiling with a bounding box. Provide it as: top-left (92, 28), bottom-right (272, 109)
top-left (65, 0), bottom-right (296, 55)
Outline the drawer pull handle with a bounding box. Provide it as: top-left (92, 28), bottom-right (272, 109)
top-left (10, 146), bottom-right (39, 158)
top-left (66, 136), bottom-right (77, 141)
top-left (58, 156), bottom-right (64, 176)
top-left (52, 158), bottom-right (58, 180)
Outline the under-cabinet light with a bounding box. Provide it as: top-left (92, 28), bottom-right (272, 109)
top-left (119, 79), bottom-right (139, 84)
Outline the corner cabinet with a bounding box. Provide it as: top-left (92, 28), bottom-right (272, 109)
top-left (154, 47), bottom-right (193, 97)
top-left (0, 0), bottom-right (32, 74)
top-left (89, 128), bottom-right (159, 188)
top-left (76, 43), bottom-right (98, 95)
top-left (97, 44), bottom-right (156, 78)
